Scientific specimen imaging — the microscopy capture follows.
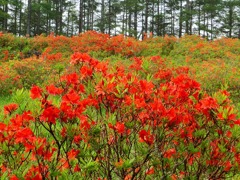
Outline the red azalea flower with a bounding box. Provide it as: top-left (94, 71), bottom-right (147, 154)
top-left (10, 175), bottom-right (19, 180)
top-left (139, 130), bottom-right (154, 145)
top-left (164, 148), bottom-right (176, 158)
top-left (15, 128), bottom-right (34, 143)
top-left (74, 164), bottom-right (81, 172)
top-left (4, 103), bottom-right (18, 115)
top-left (199, 97), bottom-right (219, 110)
top-left (80, 65), bottom-right (93, 79)
top-left (146, 167), bottom-right (155, 175)
top-left (71, 52), bottom-right (91, 65)
top-left (115, 122), bottom-right (125, 134)
top-left (224, 161), bottom-right (232, 172)
top-left (67, 149), bottom-right (80, 160)
top-left (46, 84), bottom-right (63, 95)
top-left (30, 85), bottom-right (42, 99)
top-left (62, 90), bottom-right (80, 104)
top-left (139, 80), bottom-right (154, 95)
top-left (40, 106), bottom-right (60, 124)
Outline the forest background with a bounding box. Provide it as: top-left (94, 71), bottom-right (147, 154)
top-left (0, 0), bottom-right (240, 39)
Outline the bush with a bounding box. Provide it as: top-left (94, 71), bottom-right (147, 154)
top-left (1, 54), bottom-right (239, 179)
top-left (0, 33), bottom-right (31, 61)
top-left (140, 35), bottom-right (177, 57)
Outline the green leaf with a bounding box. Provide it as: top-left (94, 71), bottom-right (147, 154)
top-left (107, 112), bottom-right (117, 125)
top-left (218, 144), bottom-right (227, 153)
top-left (83, 161), bottom-right (99, 172)
top-left (58, 170), bottom-right (69, 180)
top-left (50, 171), bottom-right (61, 177)
top-left (231, 125), bottom-right (240, 138)
top-left (1, 142), bottom-right (8, 151)
top-left (122, 158), bottom-right (135, 169)
top-left (125, 121), bottom-right (135, 128)
top-left (146, 74), bottom-right (153, 82)
top-left (1, 171), bottom-right (8, 180)
top-left (142, 59), bottom-right (150, 71)
top-left (188, 143), bottom-right (199, 153)
top-left (89, 125), bottom-right (101, 136)
top-left (236, 142), bottom-right (240, 151)
top-left (53, 63), bottom-right (65, 73)
top-left (194, 129), bottom-right (206, 138)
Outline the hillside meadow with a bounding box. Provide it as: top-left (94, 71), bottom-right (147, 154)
top-left (0, 31), bottom-right (240, 179)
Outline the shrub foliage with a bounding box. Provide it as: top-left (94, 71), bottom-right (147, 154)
top-left (1, 53), bottom-right (240, 179)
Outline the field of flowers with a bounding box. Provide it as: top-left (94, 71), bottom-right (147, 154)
top-left (0, 31), bottom-right (240, 179)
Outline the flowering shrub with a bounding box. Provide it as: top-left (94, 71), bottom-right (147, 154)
top-left (0, 62), bottom-right (21, 95)
top-left (0, 32), bottom-right (239, 115)
top-left (0, 33), bottom-right (31, 61)
top-left (42, 47), bottom-right (63, 61)
top-left (0, 58), bottom-right (65, 95)
top-left (71, 31), bottom-right (109, 53)
top-left (1, 53), bottom-right (239, 179)
top-left (12, 58), bottom-right (55, 89)
top-left (169, 35), bottom-right (240, 63)
top-left (1, 31), bottom-right (147, 61)
top-left (140, 34), bottom-right (177, 57)
top-left (191, 59), bottom-right (240, 97)
top-left (104, 34), bottom-right (145, 57)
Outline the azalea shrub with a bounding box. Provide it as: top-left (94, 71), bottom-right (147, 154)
top-left (0, 31), bottom-right (239, 114)
top-left (1, 53), bottom-right (240, 179)
top-left (140, 34), bottom-right (177, 57)
top-left (0, 33), bottom-right (32, 61)
top-left (190, 59), bottom-right (240, 102)
top-left (103, 34), bottom-right (145, 57)
top-left (168, 35), bottom-right (240, 105)
top-left (0, 62), bottom-right (21, 95)
top-left (0, 58), bottom-right (67, 95)
top-left (1, 31), bottom-right (147, 62)
top-left (71, 31), bottom-right (109, 53)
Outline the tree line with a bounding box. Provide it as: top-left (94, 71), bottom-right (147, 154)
top-left (0, 0), bottom-right (239, 39)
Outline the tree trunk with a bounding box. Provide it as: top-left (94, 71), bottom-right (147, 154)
top-left (198, 1), bottom-right (201, 36)
top-left (67, 10), bottom-right (70, 36)
top-left (229, 6), bottom-right (233, 37)
top-left (144, 0), bottom-right (149, 34)
top-left (211, 12), bottom-right (213, 40)
top-left (203, 4), bottom-right (206, 37)
top-left (171, 5), bottom-right (173, 35)
top-left (19, 4), bottom-right (22, 36)
top-left (27, 0), bottom-right (31, 35)
top-left (100, 0), bottom-right (104, 33)
top-left (151, 1), bottom-right (154, 35)
top-left (134, 3), bottom-right (138, 38)
top-left (122, 6), bottom-right (125, 35)
top-left (36, 0), bottom-right (41, 35)
top-left (162, 0), bottom-right (166, 36)
top-left (125, 8), bottom-right (128, 36)
top-left (4, 3), bottom-right (8, 31)
top-left (87, 0), bottom-right (90, 30)
top-left (156, 0), bottom-right (160, 36)
top-left (179, 0), bottom-right (183, 37)
top-left (60, 0), bottom-right (63, 35)
top-left (46, 0), bottom-right (49, 35)
top-left (55, 1), bottom-right (59, 35)
top-left (91, 1), bottom-right (94, 30)
top-left (14, 2), bottom-right (18, 34)
top-left (128, 11), bottom-right (132, 36)
top-left (108, 0), bottom-right (111, 35)
top-left (186, 0), bottom-right (189, 35)
top-left (190, 2), bottom-right (193, 35)
top-left (79, 0), bottom-right (83, 33)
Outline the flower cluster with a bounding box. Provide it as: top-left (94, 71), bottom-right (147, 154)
top-left (1, 53), bottom-right (239, 179)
